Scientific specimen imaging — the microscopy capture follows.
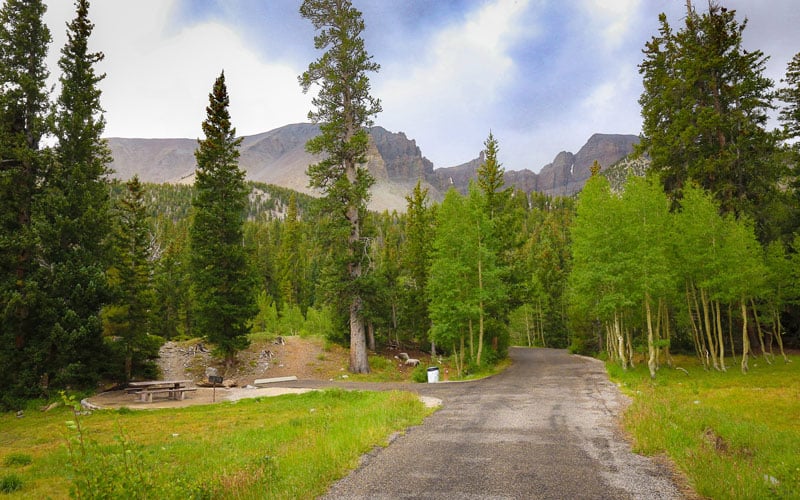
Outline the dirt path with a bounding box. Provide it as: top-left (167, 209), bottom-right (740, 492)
top-left (321, 348), bottom-right (686, 499)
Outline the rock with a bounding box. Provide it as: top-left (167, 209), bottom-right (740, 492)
top-left (109, 124), bottom-right (638, 213)
top-left (40, 402), bottom-right (60, 412)
top-left (222, 379), bottom-right (237, 388)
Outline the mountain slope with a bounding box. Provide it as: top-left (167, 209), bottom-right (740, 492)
top-left (106, 124), bottom-right (639, 211)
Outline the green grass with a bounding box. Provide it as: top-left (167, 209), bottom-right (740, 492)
top-left (608, 355), bottom-right (800, 499)
top-left (0, 389), bottom-right (432, 499)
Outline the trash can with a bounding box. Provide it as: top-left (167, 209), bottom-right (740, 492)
top-left (426, 366), bottom-right (439, 383)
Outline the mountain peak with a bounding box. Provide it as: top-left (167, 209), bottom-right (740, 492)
top-left (106, 124), bottom-right (639, 211)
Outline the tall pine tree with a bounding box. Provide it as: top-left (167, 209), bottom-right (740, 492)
top-left (299, 0), bottom-right (382, 373)
top-left (778, 52), bottom-right (800, 145)
top-left (638, 2), bottom-right (779, 238)
top-left (189, 71), bottom-right (256, 369)
top-left (0, 0), bottom-right (52, 407)
top-left (401, 180), bottom-right (434, 344)
top-left (39, 0), bottom-right (112, 388)
top-left (104, 176), bottom-right (155, 382)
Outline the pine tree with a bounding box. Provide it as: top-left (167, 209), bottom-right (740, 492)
top-left (276, 194), bottom-right (307, 311)
top-left (475, 132), bottom-right (516, 357)
top-left (778, 52), bottom-right (800, 144)
top-left (476, 132), bottom-right (508, 221)
top-left (638, 2), bottom-right (780, 235)
top-left (39, 0), bottom-right (112, 388)
top-left (0, 0), bottom-right (52, 406)
top-left (299, 0), bottom-right (382, 373)
top-left (401, 180), bottom-right (434, 343)
top-left (104, 176), bottom-right (154, 382)
top-left (189, 71), bottom-right (256, 369)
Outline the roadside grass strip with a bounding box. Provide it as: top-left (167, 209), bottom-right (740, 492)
top-left (608, 355), bottom-right (800, 499)
top-left (0, 389), bottom-right (433, 499)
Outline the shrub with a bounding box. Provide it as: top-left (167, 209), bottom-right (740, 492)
top-left (411, 364), bottom-right (428, 383)
top-left (0, 474), bottom-right (23, 493)
top-left (3, 453), bottom-right (32, 467)
top-left (368, 355), bottom-right (392, 371)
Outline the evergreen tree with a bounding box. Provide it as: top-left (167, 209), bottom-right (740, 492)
top-left (476, 132), bottom-right (509, 221)
top-left (299, 0), bottom-right (382, 373)
top-left (39, 0), bottom-right (112, 388)
top-left (189, 71), bottom-right (256, 369)
top-left (0, 0), bottom-right (52, 406)
top-left (427, 190), bottom-right (473, 373)
top-left (778, 52), bottom-right (800, 145)
top-left (104, 176), bottom-right (155, 382)
top-left (276, 193), bottom-right (307, 312)
top-left (475, 132), bottom-right (519, 354)
top-left (521, 194), bottom-right (573, 348)
top-left (400, 181), bottom-right (435, 344)
top-left (638, 2), bottom-right (780, 237)
top-left (151, 220), bottom-right (191, 340)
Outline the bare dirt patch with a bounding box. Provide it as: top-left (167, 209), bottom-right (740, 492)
top-left (85, 337), bottom-right (438, 410)
top-left (158, 335), bottom-right (352, 387)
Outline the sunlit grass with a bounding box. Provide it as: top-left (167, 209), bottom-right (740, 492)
top-left (608, 354), bottom-right (800, 499)
top-left (0, 389), bottom-right (433, 499)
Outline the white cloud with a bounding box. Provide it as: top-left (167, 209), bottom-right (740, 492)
top-left (44, 1), bottom-right (311, 139)
top-left (376, 0), bottom-right (534, 167)
top-left (580, 0), bottom-right (641, 50)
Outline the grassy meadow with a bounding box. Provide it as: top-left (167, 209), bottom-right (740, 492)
top-left (608, 354), bottom-right (800, 499)
top-left (0, 389), bottom-right (432, 499)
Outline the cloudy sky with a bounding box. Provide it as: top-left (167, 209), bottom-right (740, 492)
top-left (42, 0), bottom-right (800, 172)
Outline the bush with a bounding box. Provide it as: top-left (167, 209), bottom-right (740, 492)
top-left (0, 474), bottom-right (23, 493)
top-left (368, 355), bottom-right (392, 371)
top-left (3, 453), bottom-right (32, 467)
top-left (411, 364), bottom-right (428, 383)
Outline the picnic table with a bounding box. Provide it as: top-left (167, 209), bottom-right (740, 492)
top-left (127, 379), bottom-right (196, 403)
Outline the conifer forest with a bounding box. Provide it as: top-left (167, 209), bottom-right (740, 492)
top-left (2, 0), bottom-right (800, 409)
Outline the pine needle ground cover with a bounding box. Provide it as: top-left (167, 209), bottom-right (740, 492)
top-left (608, 355), bottom-right (800, 499)
top-left (0, 389), bottom-right (431, 499)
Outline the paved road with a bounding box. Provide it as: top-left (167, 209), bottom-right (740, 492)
top-left (315, 348), bottom-right (683, 499)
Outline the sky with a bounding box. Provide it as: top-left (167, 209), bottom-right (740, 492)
top-left (41, 0), bottom-right (800, 172)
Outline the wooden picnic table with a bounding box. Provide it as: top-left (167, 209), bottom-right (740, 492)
top-left (127, 379), bottom-right (195, 403)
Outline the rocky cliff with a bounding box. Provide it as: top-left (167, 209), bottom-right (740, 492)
top-left (534, 133), bottom-right (640, 196)
top-left (106, 124), bottom-right (639, 211)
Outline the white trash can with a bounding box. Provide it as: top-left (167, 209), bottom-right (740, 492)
top-left (426, 366), bottom-right (439, 383)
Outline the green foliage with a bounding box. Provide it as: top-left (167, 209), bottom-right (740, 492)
top-left (399, 181), bottom-right (435, 343)
top-left (0, 474), bottom-right (23, 493)
top-left (252, 290), bottom-right (279, 336)
top-left (2, 390), bottom-right (429, 498)
top-left (778, 52), bottom-right (800, 143)
top-left (0, 0), bottom-right (53, 409)
top-left (105, 176), bottom-right (156, 382)
top-left (427, 185), bottom-right (505, 367)
top-left (638, 3), bottom-right (781, 240)
top-left (299, 0), bottom-right (382, 373)
top-left (2, 453), bottom-right (31, 467)
top-left (367, 355), bottom-right (392, 371)
top-left (189, 71), bottom-right (257, 367)
top-left (60, 392), bottom-right (184, 499)
top-left (610, 355), bottom-right (800, 498)
top-left (410, 363), bottom-right (428, 383)
top-left (34, 0), bottom-right (113, 392)
top-left (520, 193), bottom-right (574, 348)
top-left (476, 131), bottom-right (509, 221)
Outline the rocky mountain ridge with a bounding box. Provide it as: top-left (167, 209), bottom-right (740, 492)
top-left (107, 123), bottom-right (639, 212)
